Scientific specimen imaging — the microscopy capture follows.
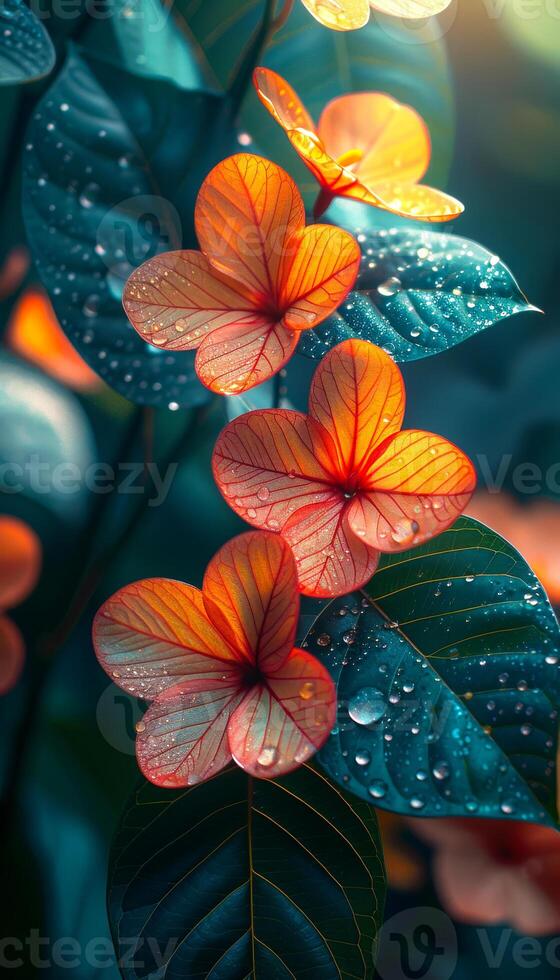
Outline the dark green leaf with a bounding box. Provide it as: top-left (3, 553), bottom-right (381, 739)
top-left (300, 227), bottom-right (537, 361)
top-left (304, 517), bottom-right (560, 825)
top-left (186, 1), bottom-right (453, 202)
top-left (22, 47), bottom-right (237, 407)
top-left (0, 352), bottom-right (96, 524)
top-left (0, 0), bottom-right (55, 85)
top-left (109, 765), bottom-right (386, 979)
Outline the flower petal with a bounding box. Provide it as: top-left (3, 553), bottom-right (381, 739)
top-left (308, 339), bottom-right (405, 482)
top-left (0, 516), bottom-right (41, 610)
top-left (122, 250), bottom-right (258, 351)
top-left (194, 318), bottom-right (299, 395)
top-left (212, 408), bottom-right (338, 531)
top-left (195, 153), bottom-right (304, 304)
top-left (370, 1), bottom-right (452, 17)
top-left (0, 615), bottom-right (25, 695)
top-left (136, 679), bottom-right (244, 788)
top-left (282, 495), bottom-right (379, 597)
top-left (227, 648), bottom-right (336, 777)
top-left (371, 179), bottom-right (464, 222)
top-left (348, 429), bottom-right (476, 550)
top-left (203, 531), bottom-right (299, 671)
top-left (288, 129), bottom-right (361, 197)
top-left (280, 224), bottom-right (360, 331)
top-left (7, 288), bottom-right (99, 391)
top-left (253, 67), bottom-right (315, 134)
top-left (93, 579), bottom-right (242, 700)
top-left (300, 0), bottom-right (370, 31)
top-left (317, 92), bottom-right (430, 186)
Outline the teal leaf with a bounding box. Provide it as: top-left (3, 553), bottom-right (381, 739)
top-left (300, 227), bottom-right (537, 361)
top-left (304, 517), bottom-right (560, 824)
top-left (109, 766), bottom-right (386, 979)
top-left (186, 1), bottom-right (453, 202)
top-left (84, 0), bottom-right (204, 87)
top-left (22, 48), bottom-right (237, 407)
top-left (0, 352), bottom-right (96, 525)
top-left (0, 0), bottom-right (55, 85)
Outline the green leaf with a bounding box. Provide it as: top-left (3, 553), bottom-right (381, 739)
top-left (0, 0), bottom-right (55, 85)
top-left (303, 517), bottom-right (560, 825)
top-left (185, 0), bottom-right (454, 202)
top-left (300, 226), bottom-right (537, 361)
top-left (0, 352), bottom-right (96, 525)
top-left (84, 0), bottom-right (204, 87)
top-left (22, 47), bottom-right (237, 407)
top-left (109, 766), bottom-right (386, 979)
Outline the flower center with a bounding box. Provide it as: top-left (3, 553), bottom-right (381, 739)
top-left (336, 147), bottom-right (364, 170)
top-left (242, 663), bottom-right (266, 689)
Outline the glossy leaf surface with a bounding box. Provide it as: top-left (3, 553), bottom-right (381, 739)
top-left (301, 227), bottom-right (536, 361)
top-left (22, 48), bottom-right (236, 406)
top-left (109, 766), bottom-right (386, 978)
top-left (0, 0), bottom-right (55, 85)
top-left (304, 518), bottom-right (560, 824)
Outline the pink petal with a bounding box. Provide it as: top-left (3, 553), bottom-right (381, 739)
top-left (93, 579), bottom-right (242, 700)
top-left (212, 408), bottom-right (339, 530)
top-left (195, 318), bottom-right (298, 395)
top-left (282, 495), bottom-right (379, 597)
top-left (227, 648), bottom-right (336, 777)
top-left (136, 679), bottom-right (245, 788)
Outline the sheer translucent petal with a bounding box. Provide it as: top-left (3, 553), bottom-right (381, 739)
top-left (318, 92), bottom-right (430, 184)
top-left (212, 409), bottom-right (338, 530)
top-left (227, 648), bottom-right (336, 776)
top-left (308, 339), bottom-right (405, 481)
top-left (93, 579), bottom-right (242, 700)
top-left (203, 531), bottom-right (299, 671)
top-left (280, 225), bottom-right (360, 331)
top-left (282, 495), bottom-right (380, 597)
top-left (136, 679), bottom-right (244, 787)
top-left (122, 250), bottom-right (258, 351)
top-left (195, 153), bottom-right (304, 305)
top-left (195, 318), bottom-right (299, 395)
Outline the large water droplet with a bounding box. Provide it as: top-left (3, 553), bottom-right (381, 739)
top-left (348, 688), bottom-right (386, 725)
top-left (368, 779), bottom-right (387, 799)
top-left (378, 276), bottom-right (401, 298)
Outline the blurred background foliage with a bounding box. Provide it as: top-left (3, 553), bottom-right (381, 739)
top-left (0, 1), bottom-right (559, 977)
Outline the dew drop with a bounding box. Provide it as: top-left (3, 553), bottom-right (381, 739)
top-left (348, 688), bottom-right (386, 725)
top-left (368, 779), bottom-right (387, 799)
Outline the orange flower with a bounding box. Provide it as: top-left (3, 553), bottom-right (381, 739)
top-left (213, 339), bottom-right (476, 598)
top-left (301, 0), bottom-right (452, 31)
top-left (7, 288), bottom-right (100, 392)
top-left (253, 67), bottom-right (464, 221)
top-left (468, 492), bottom-right (560, 605)
top-left (122, 154), bottom-right (360, 395)
top-left (0, 516), bottom-right (41, 694)
top-left (93, 531), bottom-right (336, 786)
top-left (412, 818), bottom-right (560, 935)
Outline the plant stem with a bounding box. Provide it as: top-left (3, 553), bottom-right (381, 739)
top-left (271, 0), bottom-right (295, 33)
top-left (227, 0), bottom-right (277, 118)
